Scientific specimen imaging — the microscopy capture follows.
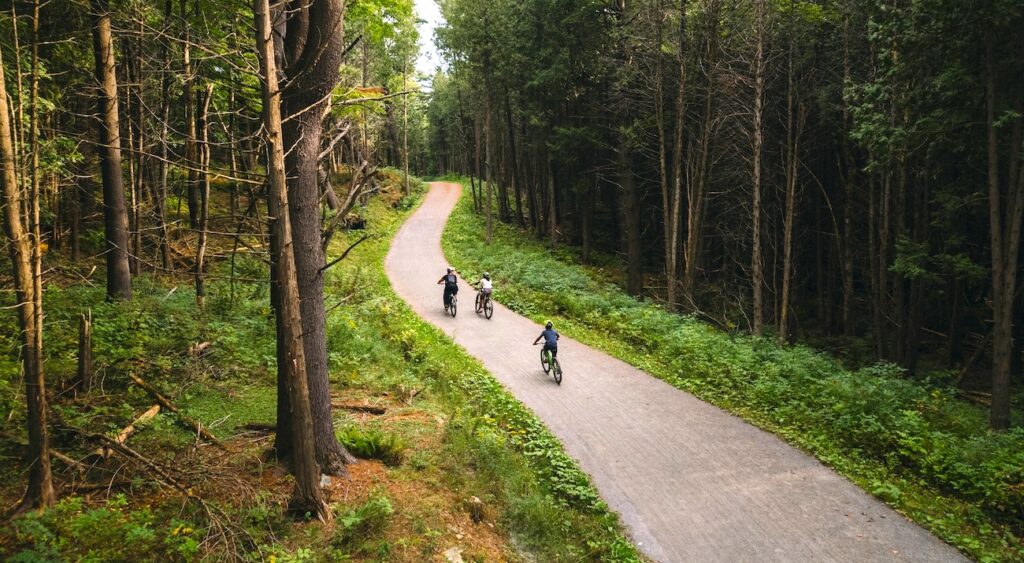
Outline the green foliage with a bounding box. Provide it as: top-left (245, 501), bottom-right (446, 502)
top-left (337, 426), bottom-right (407, 466)
top-left (442, 184), bottom-right (1024, 561)
top-left (332, 494), bottom-right (394, 550)
top-left (4, 496), bottom-right (199, 562)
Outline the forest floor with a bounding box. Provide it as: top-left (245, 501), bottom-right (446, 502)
top-left (435, 179), bottom-right (1024, 562)
top-left (0, 172), bottom-right (637, 561)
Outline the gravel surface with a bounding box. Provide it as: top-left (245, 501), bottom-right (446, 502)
top-left (384, 182), bottom-right (967, 562)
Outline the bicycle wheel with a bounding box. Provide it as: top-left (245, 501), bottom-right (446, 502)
top-left (450, 295), bottom-right (457, 317)
top-left (540, 348), bottom-right (550, 373)
top-left (475, 293), bottom-right (482, 313)
top-left (484, 297), bottom-right (493, 319)
top-left (551, 358), bottom-right (562, 385)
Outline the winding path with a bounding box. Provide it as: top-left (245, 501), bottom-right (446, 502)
top-left (384, 182), bottom-right (965, 562)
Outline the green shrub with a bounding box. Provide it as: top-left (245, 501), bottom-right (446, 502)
top-left (332, 494), bottom-right (394, 550)
top-left (4, 496), bottom-right (200, 562)
top-left (337, 426), bottom-right (407, 466)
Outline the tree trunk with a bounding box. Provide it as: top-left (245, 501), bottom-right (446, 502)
top-left (668, 0), bottom-right (689, 311)
top-left (0, 36), bottom-right (54, 509)
top-left (255, 0), bottom-right (330, 520)
top-left (402, 58), bottom-right (411, 195)
top-left (472, 120), bottom-right (481, 212)
top-left (91, 0), bottom-right (132, 300)
top-left (77, 311), bottom-right (93, 394)
top-left (547, 157), bottom-right (558, 249)
top-left (620, 145), bottom-right (642, 295)
top-left (504, 91), bottom-right (524, 226)
top-left (682, 0), bottom-right (719, 304)
top-left (484, 92), bottom-right (494, 244)
top-left (280, 0), bottom-right (355, 473)
top-left (195, 84), bottom-right (213, 307)
top-left (779, 104), bottom-right (806, 344)
top-left (156, 0), bottom-right (174, 271)
top-left (183, 0), bottom-right (199, 230)
top-left (986, 38), bottom-right (1023, 429)
top-left (751, 0), bottom-right (765, 334)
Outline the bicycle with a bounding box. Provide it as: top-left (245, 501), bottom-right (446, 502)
top-left (475, 290), bottom-right (494, 319)
top-left (537, 344), bottom-right (562, 385)
top-left (446, 293), bottom-right (457, 317)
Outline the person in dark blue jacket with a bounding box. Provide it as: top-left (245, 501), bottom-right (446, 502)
top-left (533, 321), bottom-right (560, 357)
top-left (437, 267), bottom-right (459, 310)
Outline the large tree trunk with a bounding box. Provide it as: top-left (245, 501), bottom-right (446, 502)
top-left (280, 0), bottom-right (355, 474)
top-left (255, 0), bottom-right (330, 520)
top-left (91, 0), bottom-right (132, 300)
top-left (986, 39), bottom-right (1023, 430)
top-left (0, 34), bottom-right (54, 511)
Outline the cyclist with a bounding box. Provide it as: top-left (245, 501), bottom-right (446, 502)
top-left (437, 267), bottom-right (459, 311)
top-left (533, 320), bottom-right (560, 358)
top-left (477, 272), bottom-right (493, 306)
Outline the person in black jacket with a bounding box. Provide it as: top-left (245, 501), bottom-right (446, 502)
top-left (437, 267), bottom-right (459, 311)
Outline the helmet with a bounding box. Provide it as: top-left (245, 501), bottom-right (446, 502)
top-left (483, 272), bottom-right (490, 280)
top-left (545, 321), bottom-right (553, 329)
top-left (447, 267), bottom-right (454, 273)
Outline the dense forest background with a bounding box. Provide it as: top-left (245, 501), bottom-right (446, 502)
top-left (425, 0), bottom-right (1024, 429)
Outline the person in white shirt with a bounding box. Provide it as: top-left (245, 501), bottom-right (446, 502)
top-left (477, 272), bottom-right (493, 304)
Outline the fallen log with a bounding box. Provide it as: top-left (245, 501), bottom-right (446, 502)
top-left (126, 372), bottom-right (224, 448)
top-left (90, 404), bottom-right (161, 459)
top-left (241, 422), bottom-right (277, 432)
top-left (331, 402), bottom-right (386, 415)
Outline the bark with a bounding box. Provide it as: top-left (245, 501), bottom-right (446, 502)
top-left (986, 38), bottom-right (1023, 429)
top-left (682, 0), bottom-right (719, 303)
top-left (547, 157), bottom-right (558, 250)
top-left (620, 145), bottom-right (642, 295)
top-left (751, 0), bottom-right (765, 334)
top-left (504, 91), bottom-right (524, 226)
top-left (472, 120), bottom-right (481, 212)
top-left (668, 0), bottom-right (689, 311)
top-left (485, 92), bottom-right (494, 243)
top-left (256, 0), bottom-right (330, 520)
top-left (0, 36), bottom-right (54, 509)
top-left (77, 311), bottom-right (93, 394)
top-left (156, 0), bottom-right (174, 271)
top-left (183, 0), bottom-right (200, 229)
top-left (779, 94), bottom-right (806, 342)
top-left (91, 0), bottom-right (132, 300)
top-left (195, 84), bottom-right (213, 307)
top-left (402, 59), bottom-right (411, 195)
top-left (280, 0), bottom-right (355, 474)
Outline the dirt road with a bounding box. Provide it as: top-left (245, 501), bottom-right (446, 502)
top-left (384, 182), bottom-right (965, 562)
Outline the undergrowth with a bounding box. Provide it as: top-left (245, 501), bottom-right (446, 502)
top-left (441, 177), bottom-right (1024, 562)
top-left (0, 171), bottom-right (640, 561)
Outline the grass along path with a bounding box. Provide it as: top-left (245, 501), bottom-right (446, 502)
top-left (441, 178), bottom-right (1024, 562)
